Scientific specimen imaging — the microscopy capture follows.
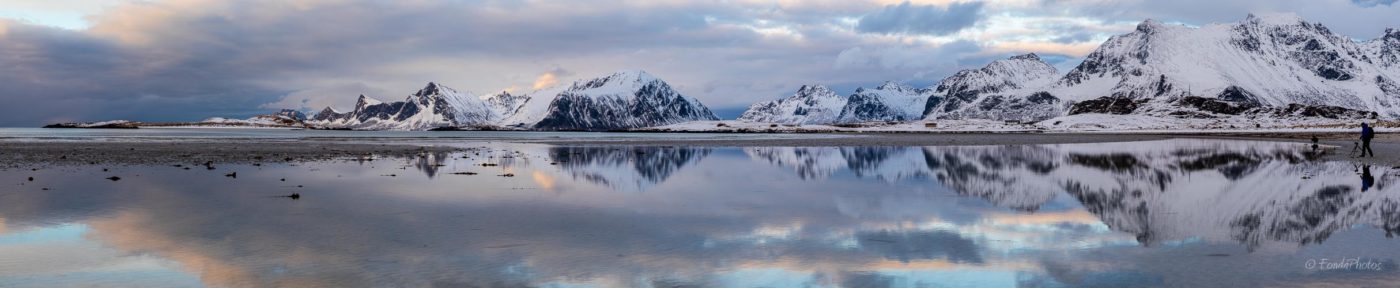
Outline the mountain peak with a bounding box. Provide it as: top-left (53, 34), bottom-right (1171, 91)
top-left (737, 84), bottom-right (845, 124)
top-left (311, 106), bottom-right (342, 121)
top-left (1136, 19), bottom-right (1162, 33)
top-left (568, 69), bottom-right (661, 92)
top-left (274, 109), bottom-right (306, 121)
top-left (1009, 53), bottom-right (1041, 61)
top-left (612, 69), bottom-right (653, 78)
top-left (610, 69), bottom-right (659, 84)
top-left (1244, 12), bottom-right (1306, 27)
top-left (354, 94), bottom-right (382, 108)
top-left (1385, 28), bottom-right (1400, 40)
top-left (416, 82), bottom-right (444, 96)
top-left (875, 81), bottom-right (913, 91)
top-left (797, 84), bottom-right (833, 94)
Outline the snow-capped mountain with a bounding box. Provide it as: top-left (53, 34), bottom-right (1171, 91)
top-left (836, 82), bottom-right (930, 123)
top-left (308, 83), bottom-right (498, 130)
top-left (1049, 13), bottom-right (1399, 119)
top-left (303, 70), bottom-right (717, 131)
top-left (739, 54), bottom-right (1059, 125)
top-left (922, 54), bottom-right (1062, 122)
top-left (737, 85), bottom-right (848, 125)
top-left (737, 82), bottom-right (931, 125)
top-left (1367, 28), bottom-right (1400, 76)
top-left (504, 70), bottom-right (719, 130)
top-left (729, 13), bottom-right (1399, 126)
top-left (484, 91), bottom-right (529, 122)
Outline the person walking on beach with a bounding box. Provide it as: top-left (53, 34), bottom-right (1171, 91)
top-left (1361, 122), bottom-right (1376, 158)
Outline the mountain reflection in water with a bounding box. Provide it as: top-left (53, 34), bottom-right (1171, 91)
top-left (1, 139), bottom-right (1398, 287)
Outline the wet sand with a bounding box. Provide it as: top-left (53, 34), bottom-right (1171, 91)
top-left (0, 140), bottom-right (460, 169)
top-left (2, 132), bottom-right (1396, 167)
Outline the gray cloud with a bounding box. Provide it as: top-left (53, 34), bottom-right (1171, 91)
top-left (0, 19), bottom-right (284, 124)
top-left (856, 1), bottom-right (985, 36)
top-left (3, 0), bottom-right (1400, 125)
top-left (834, 40), bottom-right (984, 86)
top-left (261, 83), bottom-right (392, 113)
top-left (0, 1), bottom-right (785, 125)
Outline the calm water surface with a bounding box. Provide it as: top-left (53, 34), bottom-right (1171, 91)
top-left (2, 138), bottom-right (1398, 287)
top-left (0, 128), bottom-right (849, 142)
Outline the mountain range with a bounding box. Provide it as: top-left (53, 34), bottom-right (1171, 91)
top-left (306, 70), bottom-right (718, 131)
top-left (46, 13), bottom-right (1400, 131)
top-left (739, 13), bottom-right (1399, 125)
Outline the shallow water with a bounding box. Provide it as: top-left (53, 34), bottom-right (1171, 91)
top-left (2, 139), bottom-right (1398, 287)
top-left (0, 128), bottom-right (848, 142)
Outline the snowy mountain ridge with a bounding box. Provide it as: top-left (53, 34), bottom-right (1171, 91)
top-left (836, 81), bottom-right (930, 123)
top-left (306, 70), bottom-right (718, 131)
top-left (738, 13), bottom-right (1400, 126)
top-left (1050, 13), bottom-right (1397, 119)
top-left (520, 70), bottom-right (719, 130)
top-left (923, 53), bottom-right (1062, 122)
top-left (307, 82), bottom-right (497, 130)
top-left (737, 85), bottom-right (850, 125)
top-left (738, 53), bottom-right (1056, 124)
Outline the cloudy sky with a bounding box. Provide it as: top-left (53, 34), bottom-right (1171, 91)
top-left (2, 0), bottom-right (1399, 125)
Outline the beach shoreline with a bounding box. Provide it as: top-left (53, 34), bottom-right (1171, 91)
top-left (3, 131), bottom-right (1397, 168)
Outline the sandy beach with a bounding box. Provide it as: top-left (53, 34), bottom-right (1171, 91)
top-left (0, 140), bottom-right (461, 169)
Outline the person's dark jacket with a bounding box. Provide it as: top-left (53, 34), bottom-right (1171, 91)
top-left (1363, 124), bottom-right (1375, 140)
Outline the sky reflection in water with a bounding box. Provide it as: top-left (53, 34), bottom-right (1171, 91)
top-left (2, 139), bottom-right (1400, 287)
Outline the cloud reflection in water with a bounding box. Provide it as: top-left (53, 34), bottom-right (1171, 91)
top-left (2, 139), bottom-right (1399, 287)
